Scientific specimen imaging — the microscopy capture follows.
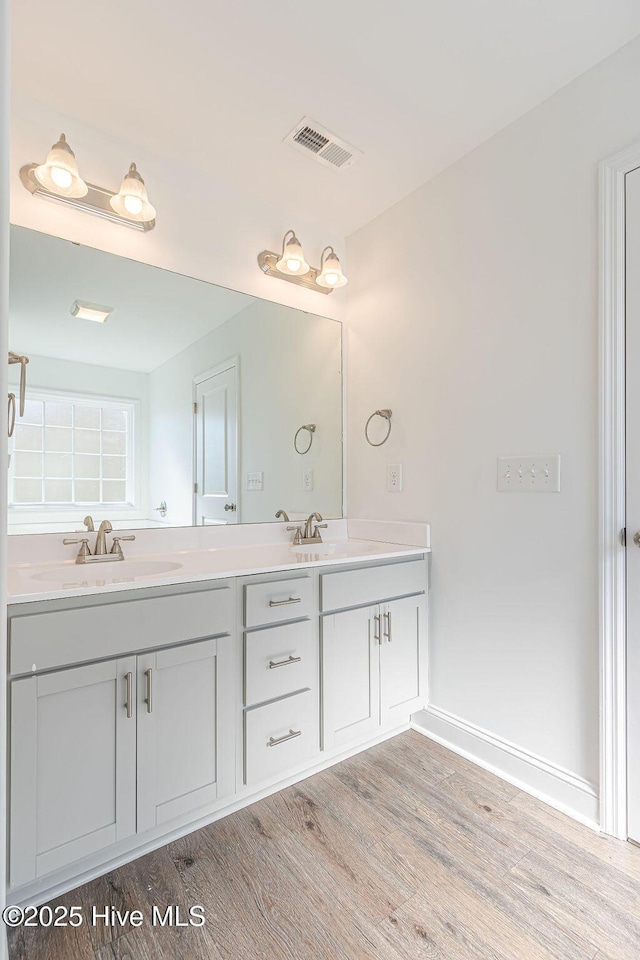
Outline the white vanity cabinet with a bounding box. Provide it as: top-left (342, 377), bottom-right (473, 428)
top-left (8, 584), bottom-right (235, 892)
top-left (320, 559), bottom-right (428, 750)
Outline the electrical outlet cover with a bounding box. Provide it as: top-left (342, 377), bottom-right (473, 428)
top-left (387, 464), bottom-right (403, 492)
top-left (302, 468), bottom-right (313, 492)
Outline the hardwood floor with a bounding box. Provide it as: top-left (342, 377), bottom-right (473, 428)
top-left (8, 730), bottom-right (640, 960)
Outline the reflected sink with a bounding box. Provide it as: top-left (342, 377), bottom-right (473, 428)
top-left (31, 559), bottom-right (183, 583)
top-left (291, 543), bottom-right (337, 557)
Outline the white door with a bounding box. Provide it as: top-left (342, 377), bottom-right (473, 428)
top-left (9, 658), bottom-right (137, 889)
top-left (627, 166), bottom-right (640, 842)
top-left (194, 360), bottom-right (238, 524)
top-left (321, 605), bottom-right (380, 749)
top-left (379, 595), bottom-right (427, 727)
top-left (137, 637), bottom-right (234, 833)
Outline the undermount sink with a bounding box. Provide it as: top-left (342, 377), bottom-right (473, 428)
top-left (31, 559), bottom-right (184, 583)
top-left (291, 542), bottom-right (337, 556)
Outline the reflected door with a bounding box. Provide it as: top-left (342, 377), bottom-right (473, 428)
top-left (194, 360), bottom-right (238, 525)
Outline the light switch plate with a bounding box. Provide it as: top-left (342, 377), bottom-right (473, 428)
top-left (302, 468), bottom-right (313, 492)
top-left (497, 455), bottom-right (560, 492)
top-left (387, 464), bottom-right (403, 492)
top-left (246, 472), bottom-right (263, 491)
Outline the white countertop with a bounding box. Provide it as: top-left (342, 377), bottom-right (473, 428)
top-left (8, 538), bottom-right (429, 605)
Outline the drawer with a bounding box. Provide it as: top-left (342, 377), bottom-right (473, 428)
top-left (320, 559), bottom-right (426, 612)
top-left (244, 576), bottom-right (313, 627)
top-left (9, 585), bottom-right (233, 675)
top-left (245, 620), bottom-right (315, 707)
top-left (244, 689), bottom-right (318, 786)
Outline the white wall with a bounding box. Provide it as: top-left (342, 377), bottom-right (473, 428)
top-left (10, 94), bottom-right (346, 322)
top-left (148, 299), bottom-right (342, 526)
top-left (347, 35), bottom-right (640, 796)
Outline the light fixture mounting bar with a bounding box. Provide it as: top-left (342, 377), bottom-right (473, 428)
top-left (257, 250), bottom-right (332, 295)
top-left (20, 164), bottom-right (156, 232)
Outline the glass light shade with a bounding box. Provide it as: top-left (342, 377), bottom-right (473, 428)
top-left (317, 249), bottom-right (348, 288)
top-left (110, 163), bottom-right (156, 223)
top-left (275, 233), bottom-right (310, 275)
top-left (34, 134), bottom-right (88, 199)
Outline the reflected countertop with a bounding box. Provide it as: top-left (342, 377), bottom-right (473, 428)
top-left (7, 538), bottom-right (430, 605)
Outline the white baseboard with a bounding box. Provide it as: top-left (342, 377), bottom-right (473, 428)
top-left (411, 705), bottom-right (599, 830)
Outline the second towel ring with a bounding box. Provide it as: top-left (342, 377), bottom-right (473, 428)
top-left (365, 409), bottom-right (392, 447)
top-left (294, 423), bottom-right (316, 455)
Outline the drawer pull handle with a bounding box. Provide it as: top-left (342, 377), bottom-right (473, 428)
top-left (125, 672), bottom-right (133, 719)
top-left (373, 613), bottom-right (382, 644)
top-left (268, 655), bottom-right (302, 670)
top-left (383, 610), bottom-right (392, 642)
top-left (268, 597), bottom-right (301, 607)
top-left (145, 667), bottom-right (153, 713)
top-left (267, 728), bottom-right (302, 747)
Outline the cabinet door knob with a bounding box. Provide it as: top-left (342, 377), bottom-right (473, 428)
top-left (224, 503), bottom-right (236, 512)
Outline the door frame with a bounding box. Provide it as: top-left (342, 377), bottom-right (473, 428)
top-left (599, 142), bottom-right (640, 839)
top-left (192, 355), bottom-right (240, 525)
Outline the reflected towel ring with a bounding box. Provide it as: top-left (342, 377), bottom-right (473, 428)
top-left (365, 409), bottom-right (392, 447)
top-left (294, 423), bottom-right (316, 455)
top-left (8, 393), bottom-right (16, 438)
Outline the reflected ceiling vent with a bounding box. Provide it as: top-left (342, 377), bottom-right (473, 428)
top-left (284, 116), bottom-right (362, 171)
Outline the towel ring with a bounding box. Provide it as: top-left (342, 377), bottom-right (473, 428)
top-left (294, 423), bottom-right (316, 455)
top-left (7, 393), bottom-right (16, 438)
top-left (365, 409), bottom-right (392, 447)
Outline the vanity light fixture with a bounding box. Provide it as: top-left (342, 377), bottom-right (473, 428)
top-left (33, 134), bottom-right (88, 198)
top-left (275, 230), bottom-right (309, 276)
top-left (110, 163), bottom-right (157, 223)
top-left (21, 134), bottom-right (157, 232)
top-left (317, 246), bottom-right (348, 288)
top-left (258, 230), bottom-right (347, 295)
top-left (70, 300), bottom-right (113, 323)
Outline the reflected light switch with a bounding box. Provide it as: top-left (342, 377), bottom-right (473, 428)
top-left (246, 472), bottom-right (263, 491)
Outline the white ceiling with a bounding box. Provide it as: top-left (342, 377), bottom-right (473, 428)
top-left (12, 1), bottom-right (640, 236)
top-left (9, 226), bottom-right (254, 371)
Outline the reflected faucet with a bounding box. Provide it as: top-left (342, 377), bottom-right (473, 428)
top-left (275, 509), bottom-right (290, 522)
top-left (94, 519), bottom-right (113, 555)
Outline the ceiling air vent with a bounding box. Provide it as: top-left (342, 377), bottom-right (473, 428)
top-left (284, 117), bottom-right (362, 171)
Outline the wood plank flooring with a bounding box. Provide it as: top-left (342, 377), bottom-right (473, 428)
top-left (8, 730), bottom-right (640, 960)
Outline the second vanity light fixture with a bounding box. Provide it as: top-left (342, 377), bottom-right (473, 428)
top-left (21, 134), bottom-right (157, 232)
top-left (258, 230), bottom-right (347, 295)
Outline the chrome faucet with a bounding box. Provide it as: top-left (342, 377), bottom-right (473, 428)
top-left (94, 519), bottom-right (113, 555)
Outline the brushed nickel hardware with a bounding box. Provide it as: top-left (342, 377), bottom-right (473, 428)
top-left (224, 502), bottom-right (237, 512)
top-left (365, 409), bottom-right (392, 447)
top-left (267, 728), bottom-right (302, 747)
top-left (95, 520), bottom-right (113, 555)
top-left (125, 672), bottom-right (133, 719)
top-left (20, 135), bottom-right (156, 232)
top-left (383, 610), bottom-right (392, 642)
top-left (286, 513), bottom-right (327, 545)
top-left (83, 516), bottom-right (95, 532)
top-left (373, 613), bottom-right (382, 643)
top-left (275, 509), bottom-right (290, 522)
top-left (268, 655), bottom-right (302, 669)
top-left (193, 402), bottom-right (197, 414)
top-left (154, 501), bottom-right (168, 518)
top-left (633, 530), bottom-right (640, 548)
top-left (194, 482), bottom-right (198, 494)
top-left (110, 535), bottom-right (136, 559)
top-left (286, 525), bottom-right (304, 545)
top-left (7, 393), bottom-right (16, 438)
top-left (258, 230), bottom-right (347, 295)
top-left (144, 668), bottom-right (153, 714)
top-left (63, 538), bottom-right (92, 561)
top-left (8, 351), bottom-right (29, 417)
top-left (268, 596), bottom-right (302, 607)
top-left (294, 423), bottom-right (315, 455)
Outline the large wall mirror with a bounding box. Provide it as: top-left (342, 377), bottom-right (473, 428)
top-left (7, 225), bottom-right (343, 534)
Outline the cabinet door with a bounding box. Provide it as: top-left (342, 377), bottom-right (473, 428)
top-left (137, 636), bottom-right (234, 833)
top-left (10, 657), bottom-right (137, 889)
top-left (321, 606), bottom-right (379, 750)
top-left (379, 594), bottom-right (427, 727)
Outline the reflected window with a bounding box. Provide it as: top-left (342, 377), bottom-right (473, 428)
top-left (9, 391), bottom-right (135, 510)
